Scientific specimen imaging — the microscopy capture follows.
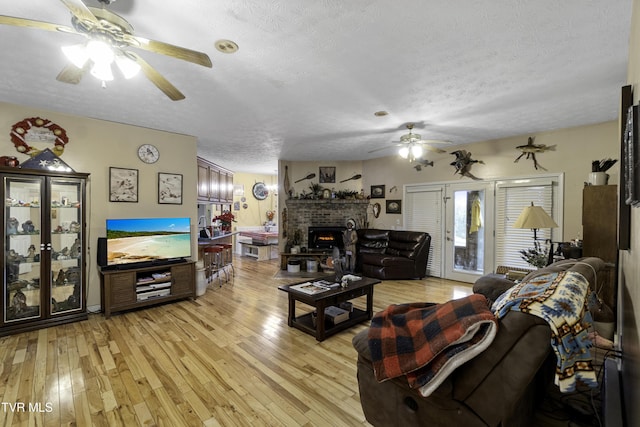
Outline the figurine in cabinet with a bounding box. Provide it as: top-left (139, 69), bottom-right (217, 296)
top-left (26, 244), bottom-right (36, 262)
top-left (6, 217), bottom-right (18, 235)
top-left (54, 269), bottom-right (66, 287)
top-left (12, 289), bottom-right (27, 314)
top-left (69, 239), bottom-right (80, 258)
top-left (21, 220), bottom-right (35, 233)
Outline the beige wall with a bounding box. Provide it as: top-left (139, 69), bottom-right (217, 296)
top-left (620, 2), bottom-right (640, 422)
top-left (279, 160), bottom-right (364, 198)
top-left (278, 121), bottom-right (619, 241)
top-left (0, 101), bottom-right (198, 309)
top-left (232, 172), bottom-right (279, 226)
top-left (362, 120), bottom-right (619, 239)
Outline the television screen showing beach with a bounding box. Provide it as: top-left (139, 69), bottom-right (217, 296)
top-left (106, 218), bottom-right (191, 265)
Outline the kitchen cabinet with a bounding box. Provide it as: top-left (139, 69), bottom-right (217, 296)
top-left (197, 157), bottom-right (233, 203)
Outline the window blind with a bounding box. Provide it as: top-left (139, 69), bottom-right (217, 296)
top-left (405, 188), bottom-right (442, 277)
top-left (495, 178), bottom-right (558, 270)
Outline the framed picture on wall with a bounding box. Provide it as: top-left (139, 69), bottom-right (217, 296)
top-left (109, 167), bottom-right (138, 202)
top-left (386, 199), bottom-right (402, 214)
top-left (158, 172), bottom-right (183, 204)
top-left (370, 185), bottom-right (385, 198)
top-left (624, 104), bottom-right (640, 207)
top-left (619, 85), bottom-right (633, 249)
top-left (319, 166), bottom-right (336, 183)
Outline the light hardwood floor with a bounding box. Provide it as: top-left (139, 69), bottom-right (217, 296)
top-left (0, 257), bottom-right (474, 426)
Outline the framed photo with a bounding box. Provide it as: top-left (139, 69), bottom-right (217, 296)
top-left (624, 104), bottom-right (640, 207)
top-left (158, 172), bottom-right (183, 204)
top-left (319, 166), bottom-right (336, 183)
top-left (370, 185), bottom-right (385, 199)
top-left (109, 167), bottom-right (138, 202)
top-left (386, 199), bottom-right (402, 214)
top-left (619, 85), bottom-right (633, 249)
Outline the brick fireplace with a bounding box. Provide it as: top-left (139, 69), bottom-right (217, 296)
top-left (283, 199), bottom-right (369, 249)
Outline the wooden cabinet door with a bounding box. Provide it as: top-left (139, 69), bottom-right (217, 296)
top-left (197, 163), bottom-right (209, 200)
top-left (219, 171), bottom-right (230, 202)
top-left (171, 264), bottom-right (194, 296)
top-left (106, 272), bottom-right (136, 308)
top-left (209, 167), bottom-right (220, 201)
top-left (582, 185), bottom-right (617, 263)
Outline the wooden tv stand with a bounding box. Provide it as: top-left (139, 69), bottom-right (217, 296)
top-left (99, 261), bottom-right (196, 318)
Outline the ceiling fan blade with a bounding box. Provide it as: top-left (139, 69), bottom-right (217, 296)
top-left (368, 146), bottom-right (393, 154)
top-left (423, 146), bottom-right (447, 154)
top-left (368, 143), bottom-right (402, 154)
top-left (56, 63), bottom-right (87, 84)
top-left (125, 35), bottom-right (212, 68)
top-left (420, 139), bottom-right (453, 145)
top-left (129, 52), bottom-right (185, 101)
top-left (0, 15), bottom-right (76, 33)
top-left (59, 0), bottom-right (99, 25)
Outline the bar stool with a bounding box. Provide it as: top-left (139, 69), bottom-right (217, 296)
top-left (219, 243), bottom-right (234, 281)
top-left (203, 245), bottom-right (225, 287)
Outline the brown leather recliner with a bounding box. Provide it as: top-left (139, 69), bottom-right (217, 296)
top-left (352, 258), bottom-right (605, 427)
top-left (356, 229), bottom-right (431, 280)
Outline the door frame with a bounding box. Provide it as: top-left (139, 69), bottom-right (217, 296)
top-left (443, 181), bottom-right (495, 283)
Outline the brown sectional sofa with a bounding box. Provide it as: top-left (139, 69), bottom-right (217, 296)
top-left (352, 257), bottom-right (606, 426)
top-left (356, 229), bottom-right (431, 280)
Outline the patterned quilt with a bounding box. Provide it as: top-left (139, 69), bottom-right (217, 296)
top-left (368, 294), bottom-right (498, 397)
top-left (492, 270), bottom-right (597, 393)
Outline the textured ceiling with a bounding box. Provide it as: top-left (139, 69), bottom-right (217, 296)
top-left (0, 0), bottom-right (633, 174)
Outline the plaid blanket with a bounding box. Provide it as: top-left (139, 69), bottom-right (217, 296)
top-left (368, 294), bottom-right (498, 397)
top-left (492, 271), bottom-right (597, 393)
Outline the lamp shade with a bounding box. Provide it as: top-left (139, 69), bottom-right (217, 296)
top-left (513, 203), bottom-right (558, 230)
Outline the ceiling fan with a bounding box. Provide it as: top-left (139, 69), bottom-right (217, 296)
top-left (368, 123), bottom-right (452, 159)
top-left (0, 0), bottom-right (212, 100)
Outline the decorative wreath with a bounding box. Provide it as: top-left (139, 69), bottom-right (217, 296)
top-left (10, 117), bottom-right (69, 156)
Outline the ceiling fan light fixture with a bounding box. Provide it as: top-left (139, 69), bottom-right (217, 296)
top-left (90, 61), bottom-right (114, 81)
top-left (411, 144), bottom-right (423, 158)
top-left (115, 54), bottom-right (141, 79)
top-left (86, 40), bottom-right (114, 65)
top-left (398, 146), bottom-right (410, 159)
top-left (61, 44), bottom-right (89, 68)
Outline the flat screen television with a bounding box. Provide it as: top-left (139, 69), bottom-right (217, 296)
top-left (104, 217), bottom-right (191, 269)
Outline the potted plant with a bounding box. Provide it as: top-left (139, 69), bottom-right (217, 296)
top-left (288, 228), bottom-right (303, 253)
top-left (519, 241), bottom-right (548, 268)
top-left (214, 211), bottom-right (235, 233)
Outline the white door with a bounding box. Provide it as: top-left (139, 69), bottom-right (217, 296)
top-left (443, 182), bottom-right (494, 283)
top-left (405, 184), bottom-right (444, 277)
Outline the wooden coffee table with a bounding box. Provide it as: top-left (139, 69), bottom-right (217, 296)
top-left (278, 276), bottom-right (381, 341)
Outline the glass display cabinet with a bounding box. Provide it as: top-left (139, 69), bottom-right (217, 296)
top-left (1, 167), bottom-right (88, 336)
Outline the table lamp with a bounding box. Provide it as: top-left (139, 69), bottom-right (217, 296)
top-left (513, 202), bottom-right (559, 265)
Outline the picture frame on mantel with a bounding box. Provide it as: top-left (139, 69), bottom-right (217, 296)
top-left (158, 172), bottom-right (183, 204)
top-left (109, 167), bottom-right (138, 202)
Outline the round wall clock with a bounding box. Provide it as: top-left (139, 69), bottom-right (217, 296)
top-left (252, 182), bottom-right (269, 200)
top-left (137, 144), bottom-right (159, 164)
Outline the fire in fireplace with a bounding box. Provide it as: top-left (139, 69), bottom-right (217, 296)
top-left (308, 226), bottom-right (346, 251)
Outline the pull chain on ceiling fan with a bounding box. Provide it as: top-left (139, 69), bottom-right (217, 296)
top-left (0, 0), bottom-right (214, 100)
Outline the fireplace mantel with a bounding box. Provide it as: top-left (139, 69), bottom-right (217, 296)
top-left (285, 198), bottom-right (370, 207)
